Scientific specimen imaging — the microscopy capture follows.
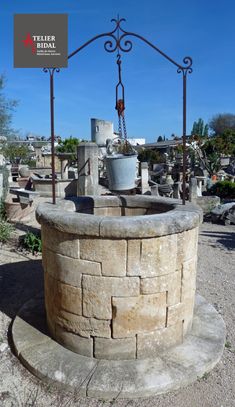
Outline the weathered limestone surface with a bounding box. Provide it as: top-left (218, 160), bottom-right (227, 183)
top-left (112, 293), bottom-right (166, 338)
top-left (80, 238), bottom-right (127, 277)
top-left (55, 325), bottom-right (93, 357)
top-left (37, 196), bottom-right (202, 360)
top-left (42, 224), bottom-right (80, 258)
top-left (56, 310), bottom-right (111, 338)
top-left (82, 275), bottom-right (140, 319)
top-left (140, 271), bottom-right (181, 306)
top-left (137, 321), bottom-right (183, 358)
top-left (94, 337), bottom-right (136, 360)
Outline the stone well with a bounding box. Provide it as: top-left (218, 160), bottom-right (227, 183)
top-left (36, 195), bottom-right (202, 361)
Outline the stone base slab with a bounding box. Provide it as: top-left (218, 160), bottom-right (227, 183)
top-left (11, 294), bottom-right (225, 400)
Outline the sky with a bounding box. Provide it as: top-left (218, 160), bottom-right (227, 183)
top-left (1, 0), bottom-right (235, 143)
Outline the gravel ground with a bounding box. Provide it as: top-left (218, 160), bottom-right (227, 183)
top-left (0, 221), bottom-right (234, 407)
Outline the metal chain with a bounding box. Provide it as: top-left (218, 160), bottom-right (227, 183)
top-left (118, 115), bottom-right (123, 138)
top-left (122, 115), bottom-right (127, 139)
top-left (117, 114), bottom-right (128, 140)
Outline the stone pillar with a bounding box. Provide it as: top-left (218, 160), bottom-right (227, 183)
top-left (196, 179), bottom-right (202, 197)
top-left (173, 182), bottom-right (181, 199)
top-left (91, 118), bottom-right (114, 147)
top-left (77, 142), bottom-right (99, 196)
top-left (60, 159), bottom-right (68, 180)
top-left (141, 162), bottom-right (149, 194)
top-left (151, 185), bottom-right (159, 196)
top-left (189, 177), bottom-right (198, 202)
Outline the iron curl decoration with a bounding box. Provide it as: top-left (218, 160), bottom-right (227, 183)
top-left (103, 17), bottom-right (133, 53)
top-left (43, 67), bottom-right (60, 76)
top-left (177, 56), bottom-right (193, 75)
top-left (118, 34), bottom-right (133, 53)
top-left (104, 34), bottom-right (119, 53)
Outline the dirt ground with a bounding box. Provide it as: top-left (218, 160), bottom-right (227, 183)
top-left (0, 220), bottom-right (234, 407)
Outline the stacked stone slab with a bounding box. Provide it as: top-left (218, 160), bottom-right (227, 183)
top-left (36, 195), bottom-right (202, 360)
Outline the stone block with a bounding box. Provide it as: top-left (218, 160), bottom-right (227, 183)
top-left (137, 321), bottom-right (183, 358)
top-left (127, 240), bottom-right (141, 276)
top-left (112, 293), bottom-right (166, 338)
top-left (167, 297), bottom-right (195, 331)
top-left (183, 297), bottom-right (195, 335)
top-left (167, 302), bottom-right (184, 327)
top-left (177, 228), bottom-right (198, 268)
top-left (80, 238), bottom-right (127, 277)
top-left (141, 235), bottom-right (177, 277)
top-left (58, 282), bottom-right (82, 315)
top-left (124, 208), bottom-right (147, 216)
top-left (44, 271), bottom-right (58, 336)
top-left (44, 271), bottom-right (58, 312)
top-left (94, 337), bottom-right (136, 360)
top-left (55, 325), bottom-right (93, 357)
top-left (140, 271), bottom-right (181, 306)
top-left (82, 275), bottom-right (140, 319)
top-left (94, 207), bottom-right (121, 216)
top-left (181, 257), bottom-right (197, 301)
top-left (42, 224), bottom-right (79, 258)
top-left (56, 310), bottom-right (111, 338)
top-left (45, 250), bottom-right (101, 287)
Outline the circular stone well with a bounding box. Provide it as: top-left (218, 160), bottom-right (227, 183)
top-left (36, 195), bottom-right (203, 361)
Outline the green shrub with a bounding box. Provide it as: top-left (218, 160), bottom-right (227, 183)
top-left (209, 180), bottom-right (235, 199)
top-left (0, 219), bottom-right (13, 243)
top-left (21, 231), bottom-right (42, 254)
top-left (0, 199), bottom-right (6, 220)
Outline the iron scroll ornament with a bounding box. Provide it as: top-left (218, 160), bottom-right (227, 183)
top-left (68, 17), bottom-right (193, 75)
top-left (43, 67), bottom-right (61, 76)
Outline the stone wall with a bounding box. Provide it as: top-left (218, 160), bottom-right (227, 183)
top-left (38, 196), bottom-right (201, 360)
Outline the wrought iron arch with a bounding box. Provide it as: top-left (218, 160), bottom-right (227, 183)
top-left (44, 16), bottom-right (193, 204)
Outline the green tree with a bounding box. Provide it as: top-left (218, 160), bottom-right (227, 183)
top-left (56, 137), bottom-right (81, 165)
top-left (0, 75), bottom-right (18, 139)
top-left (215, 129), bottom-right (235, 155)
top-left (1, 143), bottom-right (29, 164)
top-left (138, 148), bottom-right (165, 164)
top-left (157, 136), bottom-right (163, 142)
top-left (209, 113), bottom-right (235, 135)
top-left (191, 118), bottom-right (208, 137)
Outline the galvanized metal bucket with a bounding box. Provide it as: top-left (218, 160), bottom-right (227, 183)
top-left (105, 154), bottom-right (137, 191)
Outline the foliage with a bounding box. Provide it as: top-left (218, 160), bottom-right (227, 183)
top-left (1, 143), bottom-right (29, 164)
top-left (0, 75), bottom-right (18, 139)
top-left (21, 158), bottom-right (36, 168)
top-left (157, 135), bottom-right (166, 142)
top-left (138, 148), bottom-right (166, 163)
top-left (209, 181), bottom-right (235, 199)
top-left (191, 118), bottom-right (209, 137)
top-left (21, 231), bottom-right (42, 254)
top-left (56, 137), bottom-right (80, 165)
top-left (209, 113), bottom-right (235, 135)
top-left (0, 200), bottom-right (6, 220)
top-left (212, 129), bottom-right (235, 156)
top-left (189, 129), bottom-right (235, 176)
top-left (0, 219), bottom-right (13, 243)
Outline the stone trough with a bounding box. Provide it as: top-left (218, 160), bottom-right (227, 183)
top-left (12, 195), bottom-right (226, 399)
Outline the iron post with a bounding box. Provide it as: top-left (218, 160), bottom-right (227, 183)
top-left (43, 67), bottom-right (60, 204)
